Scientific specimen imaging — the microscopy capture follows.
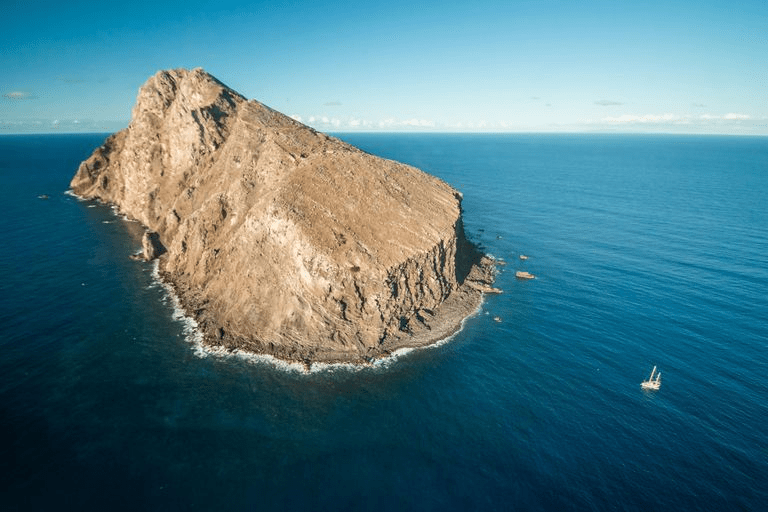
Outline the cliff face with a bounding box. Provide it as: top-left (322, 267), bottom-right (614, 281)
top-left (71, 68), bottom-right (493, 363)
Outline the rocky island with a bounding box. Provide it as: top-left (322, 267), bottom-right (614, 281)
top-left (70, 68), bottom-right (495, 364)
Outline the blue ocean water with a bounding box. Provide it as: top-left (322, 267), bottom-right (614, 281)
top-left (1, 133), bottom-right (766, 511)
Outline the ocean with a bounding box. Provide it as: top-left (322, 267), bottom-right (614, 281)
top-left (1, 133), bottom-right (766, 511)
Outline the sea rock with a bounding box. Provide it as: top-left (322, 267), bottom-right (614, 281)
top-left (141, 231), bottom-right (165, 261)
top-left (70, 68), bottom-right (495, 363)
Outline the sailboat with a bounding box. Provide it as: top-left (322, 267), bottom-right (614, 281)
top-left (641, 366), bottom-right (661, 390)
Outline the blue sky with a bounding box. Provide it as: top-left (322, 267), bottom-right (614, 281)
top-left (2, 0), bottom-right (766, 134)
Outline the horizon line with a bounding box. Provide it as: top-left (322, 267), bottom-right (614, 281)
top-left (1, 129), bottom-right (766, 137)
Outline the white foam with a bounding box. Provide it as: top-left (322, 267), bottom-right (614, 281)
top-left (150, 260), bottom-right (204, 349)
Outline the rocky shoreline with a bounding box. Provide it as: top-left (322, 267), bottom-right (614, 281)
top-left (147, 227), bottom-right (498, 365)
top-left (154, 251), bottom-right (496, 367)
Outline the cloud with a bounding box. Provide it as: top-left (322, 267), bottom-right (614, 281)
top-left (3, 91), bottom-right (37, 100)
top-left (603, 113), bottom-right (680, 123)
top-left (402, 118), bottom-right (435, 128)
top-left (700, 113), bottom-right (751, 121)
top-left (323, 101), bottom-right (342, 107)
top-left (314, 116), bottom-right (341, 127)
top-left (290, 114), bottom-right (302, 122)
top-left (593, 111), bottom-right (758, 132)
top-left (594, 100), bottom-right (623, 106)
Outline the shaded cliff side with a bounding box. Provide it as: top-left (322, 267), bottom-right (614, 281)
top-left (71, 68), bottom-right (495, 363)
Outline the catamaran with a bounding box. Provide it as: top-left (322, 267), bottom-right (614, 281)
top-left (641, 366), bottom-right (661, 390)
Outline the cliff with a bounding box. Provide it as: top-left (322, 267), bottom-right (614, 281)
top-left (71, 68), bottom-right (495, 364)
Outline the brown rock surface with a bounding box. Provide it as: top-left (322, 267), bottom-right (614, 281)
top-left (70, 68), bottom-right (494, 363)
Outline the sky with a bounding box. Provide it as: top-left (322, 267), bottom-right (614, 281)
top-left (2, 0), bottom-right (767, 134)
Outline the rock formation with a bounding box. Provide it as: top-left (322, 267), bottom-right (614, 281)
top-left (70, 68), bottom-right (495, 364)
top-left (131, 231), bottom-right (165, 261)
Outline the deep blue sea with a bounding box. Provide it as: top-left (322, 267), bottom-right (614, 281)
top-left (1, 133), bottom-right (766, 511)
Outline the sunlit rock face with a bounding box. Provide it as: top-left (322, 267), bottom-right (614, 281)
top-left (71, 68), bottom-right (494, 363)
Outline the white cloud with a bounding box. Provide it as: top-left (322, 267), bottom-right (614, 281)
top-left (402, 118), bottom-right (435, 128)
top-left (699, 113), bottom-right (751, 121)
top-left (3, 91), bottom-right (36, 100)
top-left (603, 113), bottom-right (680, 124)
top-left (290, 114), bottom-right (302, 122)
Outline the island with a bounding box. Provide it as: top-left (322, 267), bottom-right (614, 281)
top-left (70, 68), bottom-right (496, 364)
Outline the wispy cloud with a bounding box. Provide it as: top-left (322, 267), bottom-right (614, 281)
top-left (594, 99), bottom-right (623, 106)
top-left (377, 118), bottom-right (436, 129)
top-left (0, 118), bottom-right (127, 133)
top-left (299, 115), bottom-right (439, 131)
top-left (313, 116), bottom-right (341, 127)
top-left (604, 111), bottom-right (753, 125)
top-left (603, 113), bottom-right (681, 123)
top-left (3, 91), bottom-right (37, 100)
top-left (594, 111), bottom-right (758, 133)
top-left (699, 113), bottom-right (751, 121)
top-left (402, 118), bottom-right (436, 128)
top-left (323, 101), bottom-right (342, 107)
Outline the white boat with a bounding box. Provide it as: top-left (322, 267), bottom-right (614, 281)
top-left (641, 366), bottom-right (661, 390)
